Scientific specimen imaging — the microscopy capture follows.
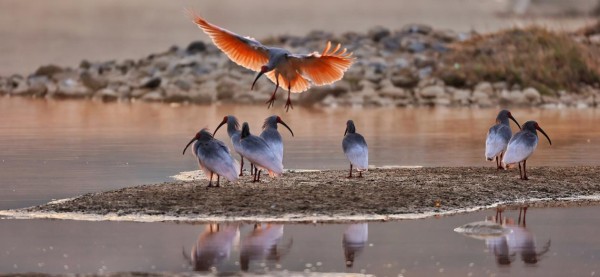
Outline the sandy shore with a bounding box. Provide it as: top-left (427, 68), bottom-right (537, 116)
top-left (4, 166), bottom-right (599, 223)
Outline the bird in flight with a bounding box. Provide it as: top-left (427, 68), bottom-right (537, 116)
top-left (188, 10), bottom-right (355, 111)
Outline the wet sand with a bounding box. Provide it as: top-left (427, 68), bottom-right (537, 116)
top-left (11, 167), bottom-right (600, 222)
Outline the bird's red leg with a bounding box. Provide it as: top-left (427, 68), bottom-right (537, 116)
top-left (239, 155), bottom-right (244, 176)
top-left (518, 162), bottom-right (523, 180)
top-left (266, 75), bottom-right (279, 109)
top-left (216, 175), bottom-right (220, 187)
top-left (257, 170), bottom-right (262, 182)
top-left (285, 84), bottom-right (294, 112)
top-left (523, 160), bottom-right (529, 180)
top-left (495, 156), bottom-right (499, 170)
top-left (518, 207), bottom-right (523, 224)
top-left (347, 164), bottom-right (353, 178)
top-left (208, 173), bottom-right (214, 188)
top-left (522, 207), bottom-right (527, 227)
top-left (359, 171), bottom-right (363, 178)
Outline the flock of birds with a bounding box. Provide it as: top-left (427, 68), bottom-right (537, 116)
top-left (181, 12), bottom-right (552, 188)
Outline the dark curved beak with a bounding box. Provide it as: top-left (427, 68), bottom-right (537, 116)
top-left (251, 71), bottom-right (265, 90)
top-left (277, 119), bottom-right (294, 137)
top-left (509, 114), bottom-right (521, 129)
top-left (213, 120), bottom-right (227, 137)
top-left (182, 137), bottom-right (197, 155)
top-left (344, 127), bottom-right (348, 136)
top-left (536, 126), bottom-right (552, 145)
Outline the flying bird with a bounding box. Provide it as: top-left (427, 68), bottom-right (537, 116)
top-left (485, 110), bottom-right (521, 170)
top-left (260, 115), bottom-right (294, 166)
top-left (182, 129), bottom-right (239, 187)
top-left (342, 120), bottom-right (368, 178)
top-left (238, 122), bottom-right (283, 182)
top-left (502, 121), bottom-right (552, 180)
top-left (188, 11), bottom-right (355, 111)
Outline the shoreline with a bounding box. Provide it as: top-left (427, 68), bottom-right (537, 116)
top-left (2, 167), bottom-right (599, 223)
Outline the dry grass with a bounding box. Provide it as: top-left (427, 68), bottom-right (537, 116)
top-left (436, 27), bottom-right (600, 95)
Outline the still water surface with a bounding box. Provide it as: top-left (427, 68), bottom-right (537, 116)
top-left (1, 206), bottom-right (598, 276)
top-left (1, 98), bottom-right (599, 210)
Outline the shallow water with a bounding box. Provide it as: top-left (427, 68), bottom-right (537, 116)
top-left (0, 206), bottom-right (598, 275)
top-left (1, 98), bottom-right (599, 210)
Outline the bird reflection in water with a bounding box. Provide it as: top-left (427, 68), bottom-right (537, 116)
top-left (240, 224), bottom-right (292, 271)
top-left (184, 224), bottom-right (240, 271)
top-left (343, 223), bottom-right (368, 268)
top-left (486, 207), bottom-right (551, 266)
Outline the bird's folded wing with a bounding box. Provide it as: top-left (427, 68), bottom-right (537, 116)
top-left (188, 11), bottom-right (269, 72)
top-left (289, 41), bottom-right (355, 86)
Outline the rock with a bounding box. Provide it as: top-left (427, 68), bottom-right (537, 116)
top-left (401, 24), bottom-right (433, 35)
top-left (34, 64), bottom-right (64, 77)
top-left (96, 88), bottom-right (118, 102)
top-left (80, 71), bottom-right (108, 91)
top-left (173, 79), bottom-right (192, 91)
top-left (418, 85), bottom-right (444, 99)
top-left (141, 90), bottom-right (164, 102)
top-left (117, 85), bottom-right (131, 97)
top-left (298, 81), bottom-right (350, 106)
top-left (451, 89), bottom-right (471, 105)
top-left (523, 87), bottom-right (541, 104)
top-left (500, 90), bottom-right (526, 105)
top-left (368, 26), bottom-right (391, 42)
top-left (54, 79), bottom-right (91, 98)
top-left (26, 76), bottom-right (48, 97)
top-left (474, 82), bottom-right (494, 95)
top-left (390, 69), bottom-right (419, 88)
top-left (471, 91), bottom-right (492, 107)
top-left (378, 80), bottom-right (408, 99)
top-left (140, 77), bottom-right (161, 89)
top-left (9, 78), bottom-right (29, 95)
top-left (131, 88), bottom-right (149, 98)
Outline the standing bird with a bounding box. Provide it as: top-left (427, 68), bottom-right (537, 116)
top-left (485, 110), bottom-right (521, 170)
top-left (182, 129), bottom-right (239, 187)
top-left (502, 121), bottom-right (552, 180)
top-left (239, 122), bottom-right (283, 182)
top-left (213, 115), bottom-right (252, 176)
top-left (188, 11), bottom-right (355, 111)
top-left (260, 115), bottom-right (294, 166)
top-left (342, 120), bottom-right (368, 178)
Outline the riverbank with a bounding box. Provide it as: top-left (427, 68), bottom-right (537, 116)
top-left (1, 23), bottom-right (599, 109)
top-left (3, 167), bottom-right (599, 223)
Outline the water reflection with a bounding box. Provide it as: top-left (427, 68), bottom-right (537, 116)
top-left (239, 224), bottom-right (291, 271)
top-left (185, 224), bottom-right (240, 271)
top-left (343, 223), bottom-right (369, 268)
top-left (484, 207), bottom-right (551, 267)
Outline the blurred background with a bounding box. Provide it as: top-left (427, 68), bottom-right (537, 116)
top-left (1, 0), bottom-right (598, 76)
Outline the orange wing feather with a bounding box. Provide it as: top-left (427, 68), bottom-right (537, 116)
top-left (188, 10), bottom-right (268, 72)
top-left (290, 41), bottom-right (355, 86)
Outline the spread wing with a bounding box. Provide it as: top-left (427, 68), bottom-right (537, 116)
top-left (188, 10), bottom-right (269, 72)
top-left (288, 41), bottom-right (355, 86)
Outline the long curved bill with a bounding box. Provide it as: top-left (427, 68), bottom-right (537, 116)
top-left (509, 115), bottom-right (521, 129)
top-left (536, 126), bottom-right (552, 145)
top-left (344, 127), bottom-right (348, 136)
top-left (182, 137), bottom-right (197, 155)
top-left (251, 71), bottom-right (265, 90)
top-left (278, 119), bottom-right (294, 137)
top-left (213, 120), bottom-right (227, 136)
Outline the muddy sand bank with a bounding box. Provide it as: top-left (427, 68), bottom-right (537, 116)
top-left (4, 167), bottom-right (600, 222)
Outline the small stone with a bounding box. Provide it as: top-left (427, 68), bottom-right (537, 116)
top-left (140, 77), bottom-right (161, 89)
top-left (96, 88), bottom-right (118, 102)
top-left (34, 65), bottom-right (64, 77)
top-left (368, 26), bottom-right (390, 42)
top-left (474, 82), bottom-right (494, 95)
top-left (523, 87), bottom-right (541, 104)
top-left (401, 24), bottom-right (433, 35)
top-left (173, 79), bottom-right (192, 91)
top-left (500, 89), bottom-right (526, 105)
top-left (80, 71), bottom-right (108, 91)
top-left (141, 90), bottom-right (164, 102)
top-left (419, 85), bottom-right (444, 98)
top-left (451, 89), bottom-right (471, 105)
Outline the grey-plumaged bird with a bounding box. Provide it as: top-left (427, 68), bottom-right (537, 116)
top-left (182, 129), bottom-right (239, 187)
top-left (502, 121), bottom-right (552, 180)
top-left (342, 120), bottom-right (368, 178)
top-left (485, 110), bottom-right (521, 169)
top-left (213, 115), bottom-right (252, 176)
top-left (260, 115), bottom-right (294, 166)
top-left (188, 11), bottom-right (354, 112)
top-left (239, 122), bottom-right (283, 182)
